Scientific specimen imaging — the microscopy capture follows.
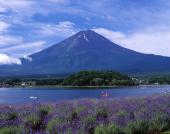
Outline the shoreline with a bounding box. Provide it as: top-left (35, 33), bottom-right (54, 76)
top-left (0, 84), bottom-right (169, 89)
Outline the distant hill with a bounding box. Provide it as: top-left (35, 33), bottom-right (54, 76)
top-left (1, 30), bottom-right (170, 76)
top-left (62, 71), bottom-right (135, 86)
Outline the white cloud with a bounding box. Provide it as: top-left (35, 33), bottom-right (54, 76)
top-left (38, 21), bottom-right (79, 37)
top-left (23, 55), bottom-right (32, 62)
top-left (93, 27), bottom-right (170, 57)
top-left (0, 21), bottom-right (10, 33)
top-left (93, 28), bottom-right (125, 42)
top-left (0, 53), bottom-right (21, 65)
top-left (120, 31), bottom-right (170, 57)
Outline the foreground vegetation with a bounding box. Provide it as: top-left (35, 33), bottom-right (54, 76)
top-left (0, 95), bottom-right (169, 134)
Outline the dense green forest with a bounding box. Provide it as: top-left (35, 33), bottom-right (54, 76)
top-left (62, 71), bottom-right (135, 86)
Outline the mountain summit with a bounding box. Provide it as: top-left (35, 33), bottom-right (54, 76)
top-left (1, 30), bottom-right (170, 76)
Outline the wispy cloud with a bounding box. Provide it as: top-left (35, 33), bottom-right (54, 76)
top-left (0, 35), bottom-right (23, 48)
top-left (37, 21), bottom-right (79, 37)
top-left (0, 0), bottom-right (35, 14)
top-left (0, 41), bottom-right (46, 57)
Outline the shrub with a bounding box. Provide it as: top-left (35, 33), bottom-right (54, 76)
top-left (96, 109), bottom-right (108, 120)
top-left (38, 105), bottom-right (52, 118)
top-left (47, 118), bottom-right (60, 133)
top-left (149, 114), bottom-right (169, 133)
top-left (84, 115), bottom-right (96, 134)
top-left (7, 112), bottom-right (18, 120)
top-left (71, 111), bottom-right (78, 121)
top-left (125, 120), bottom-right (149, 134)
top-left (24, 114), bottom-right (42, 131)
top-left (0, 126), bottom-right (22, 134)
top-left (95, 124), bottom-right (125, 134)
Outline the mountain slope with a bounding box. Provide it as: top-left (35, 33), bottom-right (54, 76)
top-left (1, 30), bottom-right (170, 76)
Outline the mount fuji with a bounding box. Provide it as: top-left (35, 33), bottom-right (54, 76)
top-left (1, 30), bottom-right (170, 76)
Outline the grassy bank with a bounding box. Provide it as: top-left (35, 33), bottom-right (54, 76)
top-left (0, 95), bottom-right (169, 134)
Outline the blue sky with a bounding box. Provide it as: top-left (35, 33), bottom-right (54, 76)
top-left (1, 0), bottom-right (170, 64)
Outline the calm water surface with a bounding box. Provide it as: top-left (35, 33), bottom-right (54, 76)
top-left (0, 85), bottom-right (169, 104)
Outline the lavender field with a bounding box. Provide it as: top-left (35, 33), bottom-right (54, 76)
top-left (0, 95), bottom-right (169, 134)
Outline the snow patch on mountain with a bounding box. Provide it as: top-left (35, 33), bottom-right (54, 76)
top-left (83, 33), bottom-right (89, 41)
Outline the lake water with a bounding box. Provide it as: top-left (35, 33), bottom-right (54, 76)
top-left (0, 85), bottom-right (169, 104)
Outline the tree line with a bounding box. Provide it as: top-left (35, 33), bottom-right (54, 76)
top-left (0, 71), bottom-right (137, 87)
